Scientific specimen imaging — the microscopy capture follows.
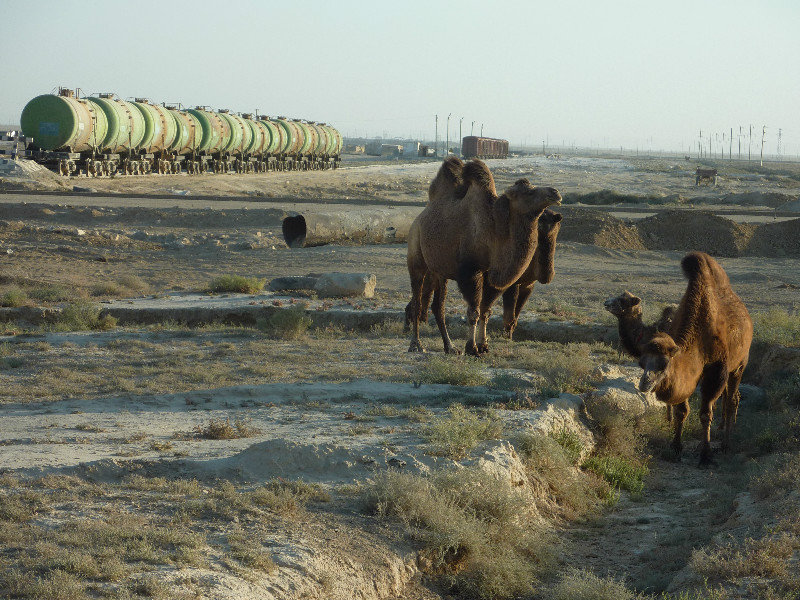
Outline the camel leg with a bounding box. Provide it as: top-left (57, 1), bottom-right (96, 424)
top-left (721, 365), bottom-right (745, 453)
top-left (431, 277), bottom-right (459, 354)
top-left (403, 275), bottom-right (434, 333)
top-left (501, 285), bottom-right (520, 339)
top-left (699, 361), bottom-right (728, 466)
top-left (476, 284), bottom-right (504, 354)
top-left (407, 267), bottom-right (427, 354)
top-left (456, 269), bottom-right (484, 356)
top-left (671, 401), bottom-right (690, 460)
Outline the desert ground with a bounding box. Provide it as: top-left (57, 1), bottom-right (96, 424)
top-left (0, 153), bottom-right (799, 600)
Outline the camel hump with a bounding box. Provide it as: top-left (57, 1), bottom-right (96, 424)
top-left (462, 160), bottom-right (497, 196)
top-left (428, 156), bottom-right (465, 201)
top-left (681, 251), bottom-right (731, 287)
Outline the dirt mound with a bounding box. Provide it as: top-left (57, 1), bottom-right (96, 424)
top-left (723, 191), bottom-right (796, 208)
top-left (747, 218), bottom-right (800, 257)
top-left (635, 210), bottom-right (754, 257)
top-left (558, 208), bottom-right (646, 250)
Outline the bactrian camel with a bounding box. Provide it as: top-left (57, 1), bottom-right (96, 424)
top-left (406, 157), bottom-right (562, 355)
top-left (637, 252), bottom-right (752, 465)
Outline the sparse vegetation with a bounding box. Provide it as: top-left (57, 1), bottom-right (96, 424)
top-left (415, 355), bottom-right (490, 387)
top-left (194, 417), bottom-right (261, 440)
top-left (52, 301), bottom-right (117, 331)
top-left (257, 304), bottom-right (312, 339)
top-left (208, 275), bottom-right (265, 295)
top-left (365, 467), bottom-right (556, 599)
top-left (27, 284), bottom-right (75, 303)
top-left (753, 308), bottom-right (800, 347)
top-left (548, 569), bottom-right (637, 600)
top-left (423, 403), bottom-right (502, 459)
top-left (1, 288), bottom-right (28, 307)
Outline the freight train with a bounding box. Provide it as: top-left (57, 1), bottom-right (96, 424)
top-left (20, 88), bottom-right (343, 176)
top-left (461, 136), bottom-right (509, 159)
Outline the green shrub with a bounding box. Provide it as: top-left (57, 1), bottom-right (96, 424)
top-left (415, 355), bottom-right (489, 387)
top-left (423, 404), bottom-right (502, 459)
top-left (257, 304), bottom-right (312, 340)
top-left (583, 455), bottom-right (648, 496)
top-left (1, 288), bottom-right (28, 307)
top-left (54, 302), bottom-right (117, 331)
top-left (550, 427), bottom-right (585, 465)
top-left (208, 275), bottom-right (265, 294)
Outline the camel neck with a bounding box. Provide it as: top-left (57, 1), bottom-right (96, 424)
top-left (488, 218), bottom-right (538, 288)
top-left (618, 312), bottom-right (646, 357)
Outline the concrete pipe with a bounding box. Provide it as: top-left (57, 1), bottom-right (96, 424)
top-left (282, 207), bottom-right (422, 248)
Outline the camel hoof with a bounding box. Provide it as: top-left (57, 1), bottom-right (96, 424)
top-left (408, 342), bottom-right (426, 353)
top-left (444, 346), bottom-right (462, 356)
top-left (477, 343), bottom-right (489, 355)
top-left (465, 342), bottom-right (480, 357)
top-left (698, 456), bottom-right (718, 468)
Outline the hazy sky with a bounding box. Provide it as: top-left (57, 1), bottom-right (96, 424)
top-left (2, 0), bottom-right (798, 154)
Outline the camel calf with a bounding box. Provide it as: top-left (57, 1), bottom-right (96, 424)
top-left (637, 252), bottom-right (752, 465)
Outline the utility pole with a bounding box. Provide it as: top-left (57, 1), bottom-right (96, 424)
top-left (459, 117), bottom-right (463, 157)
top-left (471, 120), bottom-right (475, 136)
top-left (446, 113), bottom-right (451, 156)
top-left (435, 114), bottom-right (439, 157)
top-left (699, 130), bottom-right (703, 159)
top-left (729, 127), bottom-right (733, 159)
top-left (777, 128), bottom-right (783, 158)
top-left (749, 124), bottom-right (752, 161)
top-left (480, 123), bottom-right (484, 137)
top-left (760, 125), bottom-right (766, 166)
top-left (738, 126), bottom-right (742, 159)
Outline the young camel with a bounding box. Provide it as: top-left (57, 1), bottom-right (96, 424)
top-left (637, 252), bottom-right (752, 465)
top-left (407, 159), bottom-right (562, 355)
top-left (604, 291), bottom-right (678, 422)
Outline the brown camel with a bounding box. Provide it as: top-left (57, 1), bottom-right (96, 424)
top-left (500, 209), bottom-right (563, 340)
top-left (405, 208), bottom-right (563, 345)
top-left (407, 158), bottom-right (561, 355)
top-left (604, 291), bottom-right (678, 421)
top-left (603, 291), bottom-right (676, 358)
top-left (637, 252), bottom-right (752, 465)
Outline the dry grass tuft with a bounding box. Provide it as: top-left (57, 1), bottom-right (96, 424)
top-left (257, 304), bottom-right (312, 339)
top-left (365, 467), bottom-right (556, 599)
top-left (194, 417), bottom-right (261, 440)
top-left (423, 404), bottom-right (502, 459)
top-left (415, 355), bottom-right (489, 387)
top-left (208, 275), bottom-right (265, 295)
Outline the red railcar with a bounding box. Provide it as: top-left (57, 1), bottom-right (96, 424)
top-left (461, 136), bottom-right (509, 159)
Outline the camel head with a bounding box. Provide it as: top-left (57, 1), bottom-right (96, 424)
top-left (637, 332), bottom-right (680, 393)
top-left (604, 291), bottom-right (642, 318)
top-left (534, 209), bottom-right (563, 284)
top-left (505, 179), bottom-right (562, 221)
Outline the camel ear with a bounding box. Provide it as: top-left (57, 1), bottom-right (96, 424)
top-left (493, 194), bottom-right (510, 234)
top-left (626, 295), bottom-right (641, 308)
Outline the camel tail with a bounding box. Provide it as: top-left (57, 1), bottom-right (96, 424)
top-left (462, 159), bottom-right (497, 196)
